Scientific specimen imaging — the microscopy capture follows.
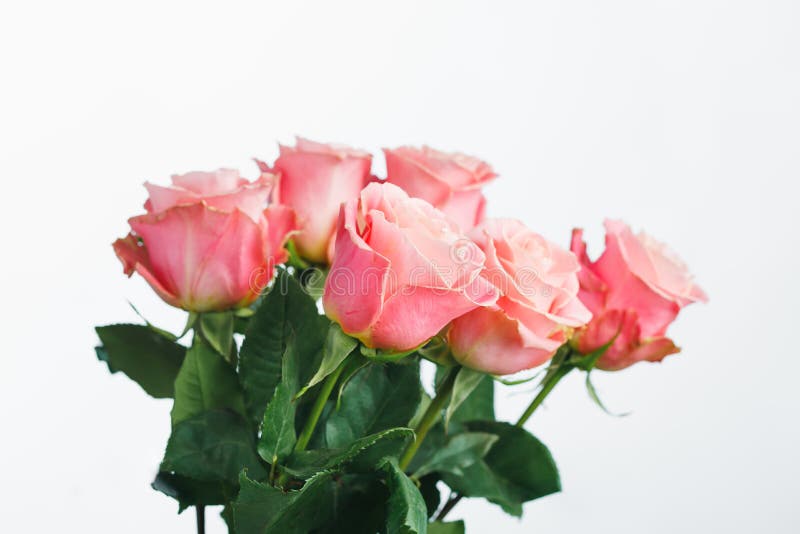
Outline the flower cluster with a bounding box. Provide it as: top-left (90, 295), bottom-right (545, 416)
top-left (101, 137), bottom-right (706, 534)
top-left (115, 138), bottom-right (704, 375)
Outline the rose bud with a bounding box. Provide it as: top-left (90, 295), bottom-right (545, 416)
top-left (383, 145), bottom-right (497, 230)
top-left (113, 168), bottom-right (295, 312)
top-left (447, 219), bottom-right (592, 375)
top-left (322, 183), bottom-right (499, 352)
top-left (570, 220), bottom-right (707, 371)
top-left (263, 137), bottom-right (372, 264)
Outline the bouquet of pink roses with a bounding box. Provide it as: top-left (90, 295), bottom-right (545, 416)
top-left (95, 138), bottom-right (706, 534)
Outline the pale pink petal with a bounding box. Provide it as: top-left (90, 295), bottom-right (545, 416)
top-left (369, 285), bottom-right (491, 352)
top-left (449, 307), bottom-right (556, 375)
top-left (143, 182), bottom-right (198, 213)
top-left (263, 204), bottom-right (297, 266)
top-left (129, 204), bottom-right (246, 311)
top-left (170, 169), bottom-right (245, 196)
top-left (273, 141), bottom-right (371, 263)
top-left (293, 136), bottom-right (371, 158)
top-left (323, 203), bottom-right (391, 342)
top-left (200, 184), bottom-right (270, 223)
top-left (189, 209), bottom-right (270, 310)
top-left (438, 189), bottom-right (487, 230)
top-left (597, 335), bottom-right (680, 371)
top-left (112, 234), bottom-right (182, 308)
top-left (594, 228), bottom-right (681, 338)
top-left (578, 309), bottom-right (640, 358)
top-left (383, 147), bottom-right (452, 206)
top-left (605, 219), bottom-right (707, 306)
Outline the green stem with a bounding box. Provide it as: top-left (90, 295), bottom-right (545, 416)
top-left (196, 504), bottom-right (205, 534)
top-left (435, 493), bottom-right (461, 522)
top-left (437, 360), bottom-right (573, 521)
top-left (398, 365), bottom-right (460, 470)
top-left (294, 359), bottom-right (349, 452)
top-left (515, 364), bottom-right (573, 427)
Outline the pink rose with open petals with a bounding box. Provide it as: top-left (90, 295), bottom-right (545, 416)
top-left (383, 146), bottom-right (497, 230)
top-left (263, 137), bottom-right (372, 264)
top-left (448, 219), bottom-right (592, 375)
top-left (113, 168), bottom-right (295, 312)
top-left (322, 183), bottom-right (499, 352)
top-left (571, 220), bottom-right (707, 371)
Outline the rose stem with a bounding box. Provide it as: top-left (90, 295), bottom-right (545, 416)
top-left (515, 364), bottom-right (573, 427)
top-left (294, 359), bottom-right (349, 452)
top-left (196, 505), bottom-right (205, 534)
top-left (436, 361), bottom-right (574, 521)
top-left (398, 365), bottom-right (460, 471)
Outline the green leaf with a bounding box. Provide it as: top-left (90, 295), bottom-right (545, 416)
top-left (492, 372), bottom-right (541, 386)
top-left (256, 373), bottom-right (297, 470)
top-left (383, 460), bottom-right (428, 534)
top-left (296, 323), bottom-right (358, 399)
top-left (428, 521), bottom-right (465, 534)
top-left (234, 470), bottom-right (334, 534)
top-left (283, 427), bottom-right (414, 479)
top-left (569, 337), bottom-right (615, 371)
top-left (161, 410), bottom-right (268, 483)
top-left (412, 432), bottom-right (498, 478)
top-left (322, 474), bottom-right (389, 533)
top-left (151, 472), bottom-right (233, 512)
top-left (171, 336), bottom-right (246, 426)
top-left (445, 368), bottom-right (487, 429)
top-left (127, 302), bottom-right (180, 340)
top-left (316, 362), bottom-right (422, 449)
top-left (221, 502), bottom-right (235, 533)
top-left (238, 270), bottom-right (328, 424)
top-left (585, 372), bottom-right (631, 417)
top-left (335, 358), bottom-right (369, 410)
top-left (435, 366), bottom-right (494, 424)
top-left (95, 324), bottom-right (185, 398)
top-left (198, 311), bottom-right (235, 359)
top-left (441, 421), bottom-right (560, 516)
top-left (257, 338), bottom-right (302, 468)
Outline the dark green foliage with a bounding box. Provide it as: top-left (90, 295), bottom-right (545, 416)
top-left (95, 324), bottom-right (185, 398)
top-left (238, 270), bottom-right (329, 425)
top-left (315, 362), bottom-right (422, 449)
top-left (441, 421), bottom-right (560, 516)
top-left (97, 269), bottom-right (566, 533)
top-left (161, 410), bottom-right (267, 483)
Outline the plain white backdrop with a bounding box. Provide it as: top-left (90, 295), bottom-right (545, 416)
top-left (2, 1), bottom-right (798, 532)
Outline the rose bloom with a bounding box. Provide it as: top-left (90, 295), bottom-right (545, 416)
top-left (383, 145), bottom-right (497, 230)
top-left (262, 137), bottom-right (372, 264)
top-left (322, 182), bottom-right (499, 352)
top-left (571, 219), bottom-right (707, 371)
top-left (113, 168), bottom-right (295, 312)
top-left (447, 219), bottom-right (592, 375)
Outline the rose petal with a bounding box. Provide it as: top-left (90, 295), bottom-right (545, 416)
top-left (129, 203), bottom-right (264, 311)
top-left (170, 169), bottom-right (245, 196)
top-left (449, 307), bottom-right (556, 375)
top-left (323, 202), bottom-right (391, 341)
top-left (112, 233), bottom-right (182, 308)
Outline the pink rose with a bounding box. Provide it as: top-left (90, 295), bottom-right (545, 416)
top-left (383, 146), bottom-right (497, 230)
top-left (571, 220), bottom-right (707, 371)
top-left (448, 219), bottom-right (592, 375)
top-left (113, 168), bottom-right (295, 312)
top-left (322, 182), bottom-right (499, 352)
top-left (263, 137), bottom-right (372, 264)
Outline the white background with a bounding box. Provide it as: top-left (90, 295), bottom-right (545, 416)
top-left (2, 1), bottom-right (798, 532)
